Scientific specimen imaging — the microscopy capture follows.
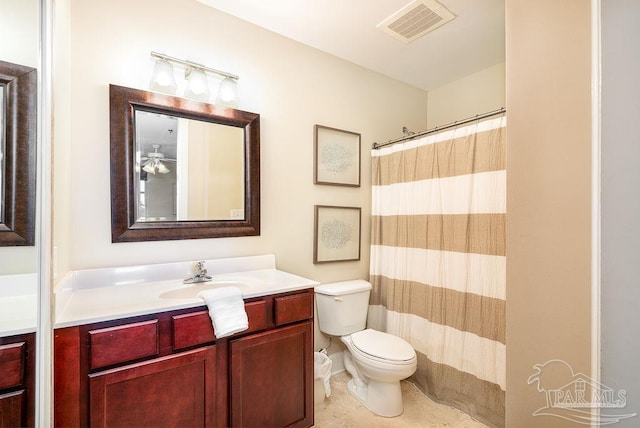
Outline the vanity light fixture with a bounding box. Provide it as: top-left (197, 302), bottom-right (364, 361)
top-left (149, 58), bottom-right (178, 94)
top-left (216, 76), bottom-right (238, 104)
top-left (150, 51), bottom-right (239, 104)
top-left (184, 67), bottom-right (210, 102)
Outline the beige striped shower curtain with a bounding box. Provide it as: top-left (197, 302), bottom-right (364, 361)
top-left (369, 117), bottom-right (506, 427)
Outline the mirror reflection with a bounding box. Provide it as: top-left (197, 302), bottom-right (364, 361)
top-left (0, 59), bottom-right (37, 247)
top-left (0, 85), bottom-right (4, 221)
top-left (0, 0), bottom-right (39, 424)
top-left (109, 84), bottom-right (260, 242)
top-left (134, 110), bottom-right (245, 222)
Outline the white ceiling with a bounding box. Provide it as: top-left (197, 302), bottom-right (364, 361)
top-left (197, 0), bottom-right (505, 91)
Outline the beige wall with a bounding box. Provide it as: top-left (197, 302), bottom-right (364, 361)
top-left (206, 124), bottom-right (244, 220)
top-left (52, 0), bottom-right (428, 285)
top-left (0, 0), bottom-right (38, 68)
top-left (427, 62), bottom-right (505, 128)
top-left (52, 0), bottom-right (71, 281)
top-left (506, 1), bottom-right (593, 426)
top-left (183, 120), bottom-right (244, 220)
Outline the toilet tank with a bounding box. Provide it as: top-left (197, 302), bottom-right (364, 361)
top-left (314, 280), bottom-right (372, 336)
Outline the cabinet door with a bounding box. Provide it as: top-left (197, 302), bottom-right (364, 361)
top-left (89, 346), bottom-right (216, 428)
top-left (230, 322), bottom-right (313, 428)
top-left (0, 333), bottom-right (34, 428)
top-left (0, 390), bottom-right (24, 428)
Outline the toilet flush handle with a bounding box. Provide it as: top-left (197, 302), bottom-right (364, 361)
top-left (334, 297), bottom-right (343, 302)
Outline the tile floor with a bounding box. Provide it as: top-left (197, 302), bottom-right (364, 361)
top-left (313, 372), bottom-right (488, 427)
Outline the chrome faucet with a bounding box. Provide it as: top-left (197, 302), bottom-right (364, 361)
top-left (183, 260), bottom-right (212, 284)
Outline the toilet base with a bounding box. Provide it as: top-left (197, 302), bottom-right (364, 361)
top-left (346, 377), bottom-right (404, 417)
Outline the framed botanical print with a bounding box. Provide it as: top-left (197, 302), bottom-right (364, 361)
top-left (314, 125), bottom-right (361, 187)
top-left (314, 205), bottom-right (361, 263)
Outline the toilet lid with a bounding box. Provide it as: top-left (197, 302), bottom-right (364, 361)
top-left (350, 329), bottom-right (415, 362)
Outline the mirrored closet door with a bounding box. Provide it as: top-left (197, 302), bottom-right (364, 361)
top-left (0, 0), bottom-right (41, 426)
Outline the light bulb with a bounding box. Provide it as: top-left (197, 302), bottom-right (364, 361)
top-left (184, 68), bottom-right (210, 102)
top-left (217, 77), bottom-right (238, 104)
top-left (149, 59), bottom-right (177, 94)
top-left (142, 162), bottom-right (156, 174)
top-left (157, 161), bottom-right (170, 174)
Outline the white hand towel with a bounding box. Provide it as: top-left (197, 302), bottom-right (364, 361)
top-left (197, 286), bottom-right (248, 338)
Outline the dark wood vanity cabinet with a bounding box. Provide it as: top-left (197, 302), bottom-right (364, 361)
top-left (0, 333), bottom-right (35, 428)
top-left (230, 322), bottom-right (313, 428)
top-left (230, 292), bottom-right (314, 427)
top-left (54, 288), bottom-right (314, 428)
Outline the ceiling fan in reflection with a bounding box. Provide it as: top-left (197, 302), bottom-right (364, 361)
top-left (140, 144), bottom-right (176, 174)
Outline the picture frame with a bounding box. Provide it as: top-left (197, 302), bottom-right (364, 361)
top-left (314, 125), bottom-right (361, 187)
top-left (314, 205), bottom-right (361, 263)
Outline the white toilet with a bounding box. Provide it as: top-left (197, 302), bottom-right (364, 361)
top-left (315, 280), bottom-right (417, 417)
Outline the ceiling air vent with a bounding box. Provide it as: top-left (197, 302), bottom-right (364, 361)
top-left (377, 0), bottom-right (455, 44)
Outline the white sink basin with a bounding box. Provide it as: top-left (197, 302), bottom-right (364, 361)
top-left (54, 255), bottom-right (320, 328)
top-left (159, 281), bottom-right (246, 299)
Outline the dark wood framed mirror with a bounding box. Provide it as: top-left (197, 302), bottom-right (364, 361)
top-left (0, 60), bottom-right (37, 246)
top-left (109, 84), bottom-right (260, 242)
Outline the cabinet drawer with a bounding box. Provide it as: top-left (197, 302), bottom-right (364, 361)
top-left (244, 300), bottom-right (268, 335)
top-left (172, 312), bottom-right (214, 350)
top-left (0, 342), bottom-right (25, 389)
top-left (172, 300), bottom-right (268, 350)
top-left (89, 320), bottom-right (159, 370)
top-left (274, 291), bottom-right (313, 326)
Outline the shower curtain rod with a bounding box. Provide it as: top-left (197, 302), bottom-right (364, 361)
top-left (371, 107), bottom-right (506, 150)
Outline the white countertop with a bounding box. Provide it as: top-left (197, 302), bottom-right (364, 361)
top-left (54, 255), bottom-right (319, 328)
top-left (0, 273), bottom-right (38, 337)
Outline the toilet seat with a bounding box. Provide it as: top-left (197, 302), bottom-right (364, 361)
top-left (349, 329), bottom-right (416, 365)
